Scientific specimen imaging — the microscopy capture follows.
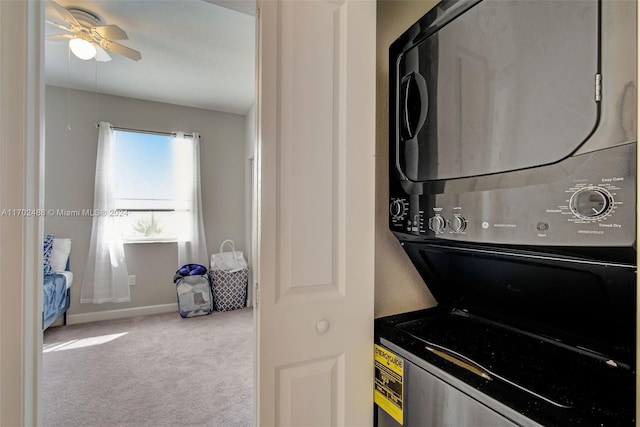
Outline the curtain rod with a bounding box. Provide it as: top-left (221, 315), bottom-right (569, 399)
top-left (95, 123), bottom-right (197, 138)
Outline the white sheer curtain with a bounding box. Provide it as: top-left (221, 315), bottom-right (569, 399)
top-left (80, 121), bottom-right (130, 303)
top-left (174, 132), bottom-right (208, 267)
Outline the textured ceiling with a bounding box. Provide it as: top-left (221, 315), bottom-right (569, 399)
top-left (45, 0), bottom-right (256, 115)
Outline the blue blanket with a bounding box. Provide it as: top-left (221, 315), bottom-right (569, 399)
top-left (43, 273), bottom-right (69, 329)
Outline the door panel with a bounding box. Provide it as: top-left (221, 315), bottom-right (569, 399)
top-left (277, 355), bottom-right (343, 427)
top-left (256, 0), bottom-right (376, 425)
top-left (278, 0), bottom-right (343, 300)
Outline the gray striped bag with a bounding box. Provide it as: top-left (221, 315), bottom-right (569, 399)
top-left (209, 240), bottom-right (248, 311)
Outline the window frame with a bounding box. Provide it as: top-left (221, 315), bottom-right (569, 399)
top-left (111, 129), bottom-right (189, 243)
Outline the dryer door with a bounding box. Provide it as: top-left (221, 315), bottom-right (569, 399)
top-left (394, 0), bottom-right (599, 182)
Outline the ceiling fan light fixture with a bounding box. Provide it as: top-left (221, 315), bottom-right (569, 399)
top-left (69, 37), bottom-right (97, 60)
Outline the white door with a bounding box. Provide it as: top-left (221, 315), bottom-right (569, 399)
top-left (255, 0), bottom-right (376, 425)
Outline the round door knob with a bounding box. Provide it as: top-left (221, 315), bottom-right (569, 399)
top-left (316, 319), bottom-right (330, 334)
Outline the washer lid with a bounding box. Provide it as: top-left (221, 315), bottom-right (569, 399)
top-left (399, 241), bottom-right (636, 363)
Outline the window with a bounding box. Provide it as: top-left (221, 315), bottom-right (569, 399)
top-left (112, 130), bottom-right (191, 242)
top-left (81, 122), bottom-right (208, 303)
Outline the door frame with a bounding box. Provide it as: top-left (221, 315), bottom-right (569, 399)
top-left (0, 1), bottom-right (44, 426)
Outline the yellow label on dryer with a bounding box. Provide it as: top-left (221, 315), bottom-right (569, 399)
top-left (374, 344), bottom-right (404, 425)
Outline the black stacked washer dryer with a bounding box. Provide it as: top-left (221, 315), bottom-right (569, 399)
top-left (375, 0), bottom-right (636, 426)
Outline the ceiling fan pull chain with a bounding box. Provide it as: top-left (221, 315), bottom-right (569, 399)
top-left (94, 58), bottom-right (98, 115)
top-left (67, 42), bottom-right (71, 131)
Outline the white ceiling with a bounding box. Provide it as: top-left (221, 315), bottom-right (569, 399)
top-left (45, 0), bottom-right (256, 115)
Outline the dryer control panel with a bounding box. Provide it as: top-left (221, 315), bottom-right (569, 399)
top-left (389, 143), bottom-right (636, 248)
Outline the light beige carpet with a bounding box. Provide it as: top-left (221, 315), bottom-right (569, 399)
top-left (43, 308), bottom-right (253, 427)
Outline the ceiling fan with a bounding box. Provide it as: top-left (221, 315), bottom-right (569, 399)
top-left (45, 0), bottom-right (141, 62)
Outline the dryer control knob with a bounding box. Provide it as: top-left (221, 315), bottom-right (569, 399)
top-left (389, 200), bottom-right (405, 219)
top-left (569, 187), bottom-right (613, 220)
top-left (451, 215), bottom-right (467, 233)
top-left (429, 215), bottom-right (446, 233)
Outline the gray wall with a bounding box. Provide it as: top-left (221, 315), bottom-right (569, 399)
top-left (375, 1), bottom-right (438, 318)
top-left (45, 86), bottom-right (247, 316)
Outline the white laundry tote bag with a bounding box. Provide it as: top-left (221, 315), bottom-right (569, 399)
top-left (209, 240), bottom-right (248, 311)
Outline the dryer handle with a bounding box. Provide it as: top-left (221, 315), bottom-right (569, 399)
top-left (400, 72), bottom-right (428, 141)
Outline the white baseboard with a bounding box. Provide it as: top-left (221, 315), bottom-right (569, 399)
top-left (67, 303), bottom-right (178, 325)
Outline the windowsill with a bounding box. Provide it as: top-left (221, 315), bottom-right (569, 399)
top-left (123, 240), bottom-right (178, 244)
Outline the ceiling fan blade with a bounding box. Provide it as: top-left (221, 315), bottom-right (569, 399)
top-left (93, 24), bottom-right (128, 41)
top-left (45, 20), bottom-right (74, 33)
top-left (102, 40), bottom-right (141, 61)
top-left (46, 0), bottom-right (80, 28)
top-left (45, 33), bottom-right (74, 41)
top-left (95, 46), bottom-right (112, 62)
